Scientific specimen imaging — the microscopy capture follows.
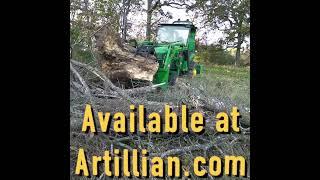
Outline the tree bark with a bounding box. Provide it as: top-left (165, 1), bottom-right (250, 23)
top-left (235, 33), bottom-right (242, 66)
top-left (83, 0), bottom-right (90, 26)
top-left (146, 0), bottom-right (152, 41)
top-left (234, 16), bottom-right (245, 66)
top-left (121, 0), bottom-right (130, 42)
top-left (122, 13), bottom-right (128, 41)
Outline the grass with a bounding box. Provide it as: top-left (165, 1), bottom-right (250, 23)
top-left (149, 64), bottom-right (250, 114)
top-left (199, 64), bottom-right (250, 108)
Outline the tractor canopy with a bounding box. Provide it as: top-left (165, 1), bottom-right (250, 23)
top-left (155, 19), bottom-right (196, 46)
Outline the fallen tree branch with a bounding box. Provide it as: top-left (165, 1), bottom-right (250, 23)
top-left (200, 99), bottom-right (227, 113)
top-left (150, 143), bottom-right (215, 158)
top-left (124, 82), bottom-right (165, 95)
top-left (70, 62), bottom-right (95, 107)
top-left (71, 59), bottom-right (169, 107)
top-left (71, 59), bottom-right (138, 104)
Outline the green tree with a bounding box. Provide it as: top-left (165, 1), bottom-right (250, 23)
top-left (193, 0), bottom-right (250, 66)
top-left (198, 44), bottom-right (234, 65)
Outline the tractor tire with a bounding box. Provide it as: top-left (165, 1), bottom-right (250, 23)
top-left (188, 60), bottom-right (196, 71)
top-left (169, 72), bottom-right (178, 85)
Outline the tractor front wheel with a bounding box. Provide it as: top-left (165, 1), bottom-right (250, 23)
top-left (169, 71), bottom-right (178, 85)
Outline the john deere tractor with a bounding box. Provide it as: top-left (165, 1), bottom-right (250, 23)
top-left (136, 19), bottom-right (203, 89)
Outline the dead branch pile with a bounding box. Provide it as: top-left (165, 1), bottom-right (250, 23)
top-left (70, 59), bottom-right (250, 179)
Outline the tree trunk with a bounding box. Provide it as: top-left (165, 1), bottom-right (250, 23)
top-left (146, 0), bottom-right (152, 41)
top-left (83, 0), bottom-right (90, 26)
top-left (123, 14), bottom-right (127, 41)
top-left (235, 33), bottom-right (242, 66)
top-left (121, 0), bottom-right (129, 42)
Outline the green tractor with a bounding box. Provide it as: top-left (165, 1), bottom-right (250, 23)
top-left (136, 19), bottom-right (203, 89)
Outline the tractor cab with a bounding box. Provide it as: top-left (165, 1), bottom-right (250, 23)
top-left (156, 19), bottom-right (196, 47)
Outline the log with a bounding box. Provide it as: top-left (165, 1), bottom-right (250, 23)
top-left (94, 26), bottom-right (158, 83)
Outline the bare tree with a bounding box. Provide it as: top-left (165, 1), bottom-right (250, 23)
top-left (120, 0), bottom-right (142, 41)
